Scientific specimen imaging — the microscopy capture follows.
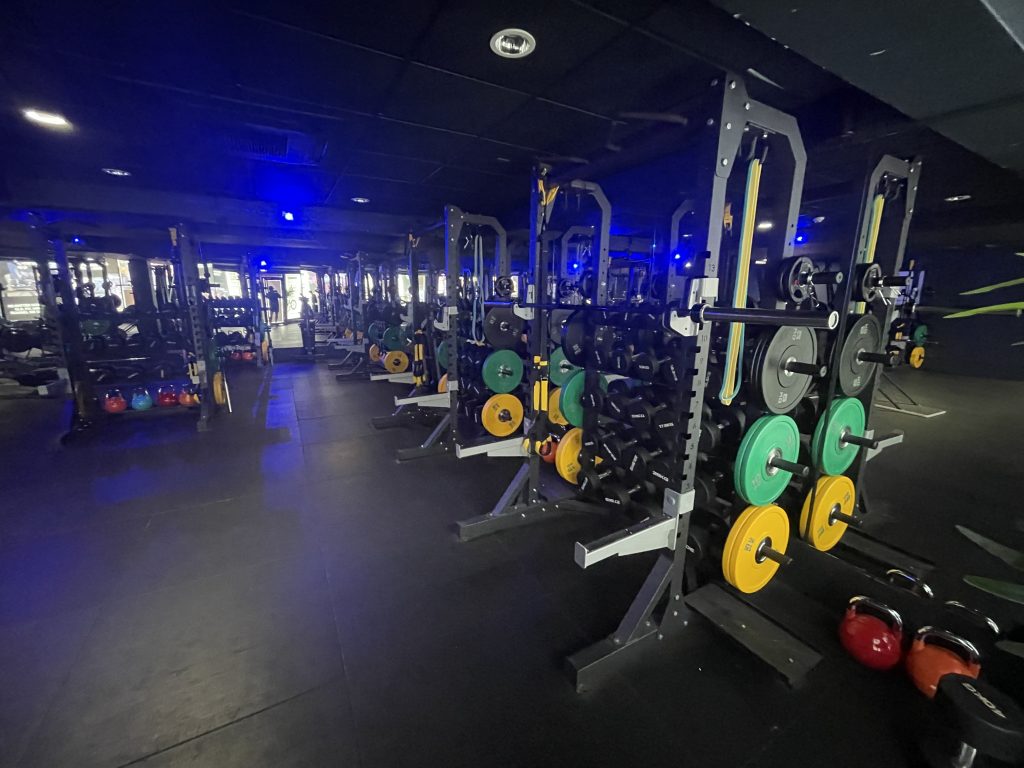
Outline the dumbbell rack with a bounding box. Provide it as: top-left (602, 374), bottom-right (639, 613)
top-left (371, 228), bottom-right (453, 458)
top-left (209, 297), bottom-right (265, 367)
top-left (47, 224), bottom-right (220, 437)
top-left (456, 171), bottom-right (615, 539)
top-left (432, 205), bottom-right (532, 461)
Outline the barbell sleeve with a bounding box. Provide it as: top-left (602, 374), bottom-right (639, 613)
top-left (811, 271), bottom-right (843, 285)
top-left (841, 433), bottom-right (880, 449)
top-left (694, 304), bottom-right (838, 330)
top-left (783, 360), bottom-right (827, 377)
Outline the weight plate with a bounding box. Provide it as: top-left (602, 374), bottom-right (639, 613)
top-left (382, 325), bottom-right (404, 351)
top-left (733, 414), bottom-right (801, 505)
top-left (811, 396), bottom-right (866, 475)
top-left (548, 387), bottom-right (568, 426)
top-left (367, 321), bottom-right (385, 344)
top-left (438, 373), bottom-right (448, 393)
top-left (777, 256), bottom-right (814, 304)
top-left (555, 427), bottom-right (584, 484)
top-left (722, 504), bottom-right (790, 594)
top-left (548, 309), bottom-right (572, 344)
top-left (561, 310), bottom-right (588, 366)
top-left (909, 345), bottom-right (925, 369)
top-left (911, 324), bottom-right (928, 344)
top-left (480, 393), bottom-right (524, 437)
top-left (549, 346), bottom-right (580, 387)
top-left (481, 349), bottom-right (524, 394)
top-left (436, 340), bottom-right (449, 369)
top-left (560, 370), bottom-right (608, 428)
top-left (855, 263), bottom-right (882, 303)
top-left (383, 350), bottom-right (409, 373)
top-left (799, 474), bottom-right (855, 552)
top-left (368, 344), bottom-right (382, 363)
top-left (749, 326), bottom-right (817, 414)
top-left (482, 307), bottom-right (525, 350)
top-left (838, 314), bottom-right (882, 396)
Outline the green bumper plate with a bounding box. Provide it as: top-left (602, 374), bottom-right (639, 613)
top-left (811, 397), bottom-right (866, 475)
top-left (912, 324), bottom-right (928, 344)
top-left (366, 321), bottom-right (385, 344)
top-left (382, 325), bottom-right (404, 351)
top-left (733, 414), bottom-right (800, 505)
top-left (482, 349), bottom-right (524, 394)
top-left (549, 346), bottom-right (580, 387)
top-left (560, 369), bottom-right (607, 427)
top-left (436, 340), bottom-right (449, 370)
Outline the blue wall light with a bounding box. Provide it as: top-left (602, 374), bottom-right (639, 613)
top-left (281, 210), bottom-right (295, 222)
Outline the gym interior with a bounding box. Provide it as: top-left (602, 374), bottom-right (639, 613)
top-left (2, 3), bottom-right (1024, 767)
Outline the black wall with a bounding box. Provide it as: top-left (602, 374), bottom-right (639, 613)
top-left (913, 249), bottom-right (1024, 380)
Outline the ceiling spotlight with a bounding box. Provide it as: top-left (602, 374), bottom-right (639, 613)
top-left (351, 197), bottom-right (370, 204)
top-left (102, 167), bottom-right (131, 177)
top-left (22, 108), bottom-right (72, 130)
top-left (756, 221), bottom-right (774, 231)
top-left (490, 28), bottom-right (536, 59)
top-left (812, 215), bottom-right (826, 224)
top-left (281, 210), bottom-right (295, 221)
top-left (944, 194), bottom-right (972, 202)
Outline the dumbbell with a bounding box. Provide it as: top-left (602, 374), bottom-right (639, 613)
top-left (622, 442), bottom-right (673, 483)
top-left (632, 339), bottom-right (688, 385)
top-left (922, 674), bottom-right (1024, 768)
top-left (581, 418), bottom-right (631, 458)
top-left (598, 426), bottom-right (645, 463)
top-left (626, 393), bottom-right (681, 441)
top-left (698, 404), bottom-right (747, 454)
top-left (578, 466), bottom-right (655, 508)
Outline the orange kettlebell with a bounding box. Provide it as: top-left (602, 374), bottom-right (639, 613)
top-left (905, 626), bottom-right (981, 698)
top-left (539, 439), bottom-right (558, 464)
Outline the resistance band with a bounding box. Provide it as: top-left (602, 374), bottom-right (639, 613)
top-left (718, 157), bottom-right (763, 405)
top-left (854, 193), bottom-right (885, 314)
top-left (470, 234), bottom-right (485, 343)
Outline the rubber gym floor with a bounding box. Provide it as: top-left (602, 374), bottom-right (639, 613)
top-left (1, 363), bottom-right (1022, 768)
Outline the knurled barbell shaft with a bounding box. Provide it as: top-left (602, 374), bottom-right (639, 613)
top-left (767, 455), bottom-right (810, 477)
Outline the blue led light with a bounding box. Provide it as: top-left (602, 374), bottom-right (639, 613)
top-left (259, 268), bottom-right (268, 273)
top-left (673, 252), bottom-right (681, 261)
top-left (71, 236), bottom-right (82, 244)
top-left (281, 210), bottom-right (295, 222)
top-left (571, 262), bottom-right (579, 270)
top-left (259, 259), bottom-right (268, 267)
top-left (796, 234), bottom-right (807, 244)
top-left (684, 261), bottom-right (693, 269)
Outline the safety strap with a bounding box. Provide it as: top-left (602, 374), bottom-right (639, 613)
top-left (718, 156), bottom-right (762, 405)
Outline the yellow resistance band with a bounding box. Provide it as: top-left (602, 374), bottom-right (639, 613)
top-left (718, 157), bottom-right (762, 405)
top-left (855, 194), bottom-right (885, 314)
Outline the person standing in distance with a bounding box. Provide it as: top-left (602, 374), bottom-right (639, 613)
top-left (266, 285), bottom-right (281, 324)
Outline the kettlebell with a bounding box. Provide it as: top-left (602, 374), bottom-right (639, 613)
top-left (230, 351), bottom-right (243, 361)
top-left (178, 389), bottom-right (195, 407)
top-left (540, 439), bottom-right (558, 464)
top-left (156, 386), bottom-right (179, 408)
top-left (241, 350), bottom-right (255, 362)
top-left (906, 627), bottom-right (981, 698)
top-left (103, 389), bottom-right (128, 414)
top-left (838, 596), bottom-right (904, 670)
top-left (130, 388), bottom-right (153, 411)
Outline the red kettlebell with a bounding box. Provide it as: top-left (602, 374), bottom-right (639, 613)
top-left (230, 351), bottom-right (243, 361)
top-left (156, 386), bottom-right (179, 407)
top-left (906, 627), bottom-right (981, 698)
top-left (103, 388), bottom-right (128, 414)
top-left (838, 596), bottom-right (904, 671)
top-left (539, 439), bottom-right (558, 464)
top-left (241, 350), bottom-right (255, 361)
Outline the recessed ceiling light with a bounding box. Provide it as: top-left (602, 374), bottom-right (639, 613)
top-left (756, 221), bottom-right (774, 231)
top-left (22, 108), bottom-right (72, 130)
top-left (351, 197), bottom-right (370, 204)
top-left (869, 49), bottom-right (887, 57)
top-left (944, 194), bottom-right (972, 202)
top-left (496, 157), bottom-right (511, 163)
top-left (102, 167), bottom-right (131, 177)
top-left (812, 215), bottom-right (826, 223)
top-left (490, 28), bottom-right (536, 59)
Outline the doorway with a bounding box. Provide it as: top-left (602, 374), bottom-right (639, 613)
top-left (260, 277), bottom-right (285, 324)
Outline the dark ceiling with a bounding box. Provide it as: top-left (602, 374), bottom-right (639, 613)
top-left (2, 0), bottom-right (1024, 259)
